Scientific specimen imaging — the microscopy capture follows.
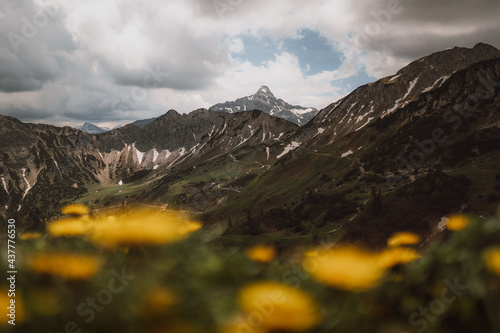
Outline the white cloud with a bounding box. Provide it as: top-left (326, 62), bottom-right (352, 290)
top-left (0, 0), bottom-right (499, 126)
top-left (227, 38), bottom-right (245, 54)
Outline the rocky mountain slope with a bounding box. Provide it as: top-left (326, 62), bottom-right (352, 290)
top-left (0, 109), bottom-right (297, 227)
top-left (203, 43), bottom-right (500, 245)
top-left (2, 43), bottom-right (500, 246)
top-left (210, 85), bottom-right (319, 126)
top-left (288, 43), bottom-right (500, 147)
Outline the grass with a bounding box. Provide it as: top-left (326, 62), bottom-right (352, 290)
top-left (447, 155), bottom-right (500, 214)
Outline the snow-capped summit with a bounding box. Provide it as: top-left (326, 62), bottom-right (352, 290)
top-left (209, 86), bottom-right (318, 126)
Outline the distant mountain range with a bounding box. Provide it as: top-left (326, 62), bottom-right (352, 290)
top-left (0, 108), bottom-right (297, 227)
top-left (76, 118), bottom-right (156, 134)
top-left (210, 85), bottom-right (319, 125)
top-left (76, 86), bottom-right (314, 135)
top-left (77, 122), bottom-right (110, 134)
top-left (2, 43), bottom-right (500, 247)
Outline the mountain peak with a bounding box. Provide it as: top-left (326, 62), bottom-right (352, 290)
top-left (472, 42), bottom-right (500, 56)
top-left (403, 43), bottom-right (500, 73)
top-left (209, 86), bottom-right (318, 126)
top-left (77, 122), bottom-right (109, 134)
top-left (256, 85), bottom-right (274, 97)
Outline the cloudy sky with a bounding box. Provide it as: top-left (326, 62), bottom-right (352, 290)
top-left (1, 0), bottom-right (499, 128)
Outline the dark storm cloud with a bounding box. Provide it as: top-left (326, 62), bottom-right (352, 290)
top-left (0, 0), bottom-right (76, 93)
top-left (0, 104), bottom-right (54, 121)
top-left (348, 0), bottom-right (500, 59)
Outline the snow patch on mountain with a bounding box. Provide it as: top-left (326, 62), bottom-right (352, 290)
top-left (53, 159), bottom-right (60, 172)
top-left (383, 77), bottom-right (419, 116)
top-left (163, 150), bottom-right (172, 159)
top-left (153, 149), bottom-right (159, 163)
top-left (277, 141), bottom-right (301, 159)
top-left (388, 74), bottom-right (401, 82)
top-left (1, 177), bottom-right (8, 193)
top-left (236, 130), bottom-right (255, 147)
top-left (136, 149), bottom-right (144, 164)
top-left (356, 117), bottom-right (374, 131)
top-left (423, 75), bottom-right (451, 93)
top-left (21, 168), bottom-right (32, 200)
top-left (341, 150), bottom-right (353, 158)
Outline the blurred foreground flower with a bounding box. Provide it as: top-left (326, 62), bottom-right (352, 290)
top-left (484, 247), bottom-right (500, 277)
top-left (47, 217), bottom-right (91, 237)
top-left (304, 246), bottom-right (387, 292)
top-left (446, 215), bottom-right (469, 231)
top-left (46, 205), bottom-right (201, 248)
top-left (237, 281), bottom-right (321, 331)
top-left (28, 254), bottom-right (103, 280)
top-left (387, 232), bottom-right (420, 247)
top-left (19, 232), bottom-right (42, 240)
top-left (61, 203), bottom-right (91, 216)
top-left (88, 209), bottom-right (201, 249)
top-left (379, 247), bottom-right (421, 268)
top-left (245, 245), bottom-right (276, 263)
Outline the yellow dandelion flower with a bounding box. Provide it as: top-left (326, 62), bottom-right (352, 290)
top-left (28, 254), bottom-right (102, 280)
top-left (245, 245), bottom-right (276, 263)
top-left (238, 281), bottom-right (321, 331)
top-left (446, 215), bottom-right (469, 231)
top-left (61, 203), bottom-right (91, 216)
top-left (387, 232), bottom-right (420, 247)
top-left (378, 247), bottom-right (421, 268)
top-left (1, 290), bottom-right (26, 325)
top-left (88, 209), bottom-right (201, 249)
top-left (484, 247), bottom-right (500, 277)
top-left (47, 217), bottom-right (90, 237)
top-left (304, 249), bottom-right (321, 257)
top-left (303, 246), bottom-right (386, 292)
top-left (218, 314), bottom-right (267, 333)
top-left (19, 232), bottom-right (43, 240)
